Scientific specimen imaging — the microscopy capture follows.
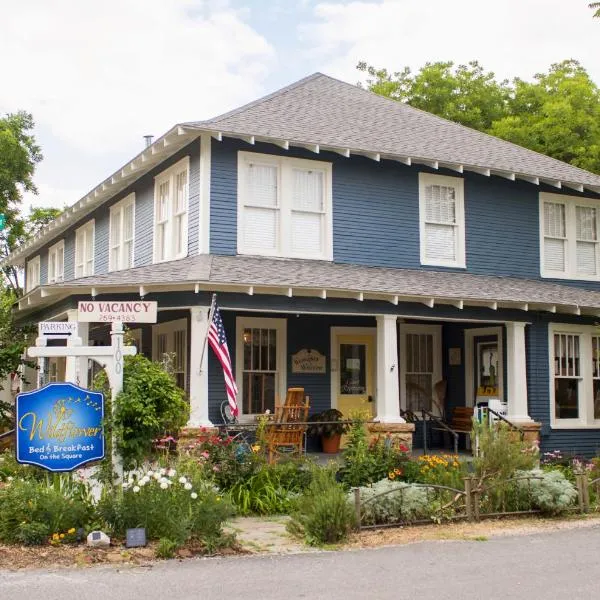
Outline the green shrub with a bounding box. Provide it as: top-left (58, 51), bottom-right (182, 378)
top-left (339, 416), bottom-right (409, 487)
top-left (94, 354), bottom-right (189, 469)
top-left (0, 476), bottom-right (94, 545)
top-left (354, 479), bottom-right (432, 526)
top-left (288, 466), bottom-right (354, 546)
top-left (516, 468), bottom-right (577, 514)
top-left (156, 538), bottom-right (180, 559)
top-left (473, 422), bottom-right (538, 483)
top-left (98, 466), bottom-right (233, 547)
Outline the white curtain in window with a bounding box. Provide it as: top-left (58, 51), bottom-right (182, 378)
top-left (424, 184), bottom-right (457, 262)
top-left (544, 202), bottom-right (566, 272)
top-left (576, 205), bottom-right (597, 275)
top-left (244, 164), bottom-right (278, 252)
top-left (291, 169), bottom-right (323, 255)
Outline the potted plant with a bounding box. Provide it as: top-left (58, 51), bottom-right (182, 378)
top-left (307, 409), bottom-right (349, 454)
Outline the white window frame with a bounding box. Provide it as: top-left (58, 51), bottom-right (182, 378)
top-left (26, 255), bottom-right (41, 292)
top-left (235, 316), bottom-right (287, 420)
top-left (548, 323), bottom-right (600, 429)
top-left (47, 240), bottom-right (65, 284)
top-left (152, 318), bottom-right (188, 392)
top-left (109, 193), bottom-right (135, 272)
top-left (75, 219), bottom-right (95, 278)
top-left (540, 192), bottom-right (600, 280)
top-left (237, 151), bottom-right (333, 261)
top-left (418, 173), bottom-right (466, 268)
top-left (399, 324), bottom-right (443, 414)
top-left (153, 157), bottom-right (190, 264)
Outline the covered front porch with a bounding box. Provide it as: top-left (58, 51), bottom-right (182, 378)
top-left (32, 295), bottom-right (536, 453)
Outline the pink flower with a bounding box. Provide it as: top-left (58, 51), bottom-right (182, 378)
top-left (201, 451), bottom-right (210, 459)
top-left (212, 465), bottom-right (220, 472)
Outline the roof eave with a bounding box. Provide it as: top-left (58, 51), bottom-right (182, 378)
top-left (184, 124), bottom-right (600, 196)
top-left (17, 279), bottom-right (599, 319)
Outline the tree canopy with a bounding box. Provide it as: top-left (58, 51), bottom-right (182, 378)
top-left (358, 59), bottom-right (600, 174)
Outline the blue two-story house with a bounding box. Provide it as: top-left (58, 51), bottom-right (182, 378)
top-left (8, 73), bottom-right (600, 455)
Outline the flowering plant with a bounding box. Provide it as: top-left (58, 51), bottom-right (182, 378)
top-left (416, 454), bottom-right (466, 489)
top-left (99, 463), bottom-right (233, 549)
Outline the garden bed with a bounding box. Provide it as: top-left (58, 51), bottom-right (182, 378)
top-left (0, 538), bottom-right (245, 571)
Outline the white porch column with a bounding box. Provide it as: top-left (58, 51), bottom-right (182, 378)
top-left (376, 315), bottom-right (404, 423)
top-left (505, 321), bottom-right (533, 423)
top-left (187, 305), bottom-right (213, 427)
top-left (65, 309), bottom-right (89, 387)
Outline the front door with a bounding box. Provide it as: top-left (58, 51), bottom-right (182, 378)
top-left (334, 333), bottom-right (375, 419)
top-left (465, 327), bottom-right (504, 409)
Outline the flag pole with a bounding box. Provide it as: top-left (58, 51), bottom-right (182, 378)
top-left (198, 293), bottom-right (217, 375)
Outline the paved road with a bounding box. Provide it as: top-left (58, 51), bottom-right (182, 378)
top-left (2, 526), bottom-right (600, 600)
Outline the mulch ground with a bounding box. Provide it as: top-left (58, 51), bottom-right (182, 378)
top-left (345, 513), bottom-right (600, 548)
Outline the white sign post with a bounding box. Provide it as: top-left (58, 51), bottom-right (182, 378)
top-left (28, 321), bottom-right (136, 480)
top-left (28, 300), bottom-right (159, 480)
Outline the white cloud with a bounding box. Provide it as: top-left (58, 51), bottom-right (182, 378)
top-left (0, 0), bottom-right (275, 155)
top-left (301, 0), bottom-right (600, 85)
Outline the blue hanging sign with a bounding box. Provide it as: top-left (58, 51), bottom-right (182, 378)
top-left (16, 382), bottom-right (105, 472)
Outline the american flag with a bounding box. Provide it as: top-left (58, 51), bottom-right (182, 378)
top-left (207, 304), bottom-right (239, 416)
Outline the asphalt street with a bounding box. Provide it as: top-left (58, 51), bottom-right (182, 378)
top-left (2, 526), bottom-right (600, 600)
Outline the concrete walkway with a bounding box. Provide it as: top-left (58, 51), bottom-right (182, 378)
top-left (227, 516), bottom-right (310, 554)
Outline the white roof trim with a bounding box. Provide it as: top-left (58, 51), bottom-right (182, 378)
top-left (19, 279), bottom-right (600, 317)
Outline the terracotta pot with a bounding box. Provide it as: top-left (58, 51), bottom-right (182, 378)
top-left (321, 433), bottom-right (342, 454)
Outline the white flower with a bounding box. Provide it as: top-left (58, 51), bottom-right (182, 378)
top-left (190, 492), bottom-right (198, 499)
top-left (7, 476), bottom-right (13, 482)
top-left (178, 476), bottom-right (187, 484)
top-left (265, 409), bottom-right (271, 415)
top-left (133, 485), bottom-right (140, 493)
top-left (140, 476), bottom-right (149, 486)
top-left (153, 473), bottom-right (161, 480)
top-left (160, 477), bottom-right (169, 485)
top-left (167, 468), bottom-right (176, 477)
top-left (147, 470), bottom-right (154, 477)
top-left (160, 482), bottom-right (169, 490)
top-left (121, 482), bottom-right (129, 489)
top-left (184, 482), bottom-right (193, 491)
top-left (159, 468), bottom-right (166, 476)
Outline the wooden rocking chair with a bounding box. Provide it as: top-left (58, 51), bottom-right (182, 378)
top-left (265, 393), bottom-right (310, 463)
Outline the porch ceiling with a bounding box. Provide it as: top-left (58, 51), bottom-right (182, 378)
top-left (18, 254), bottom-right (600, 318)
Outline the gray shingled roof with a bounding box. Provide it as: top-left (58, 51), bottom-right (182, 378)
top-left (48, 254), bottom-right (600, 311)
top-left (186, 73), bottom-right (600, 188)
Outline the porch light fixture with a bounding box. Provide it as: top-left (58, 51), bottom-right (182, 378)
top-left (243, 330), bottom-right (252, 344)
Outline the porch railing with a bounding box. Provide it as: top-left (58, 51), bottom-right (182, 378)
top-left (421, 409), bottom-right (459, 455)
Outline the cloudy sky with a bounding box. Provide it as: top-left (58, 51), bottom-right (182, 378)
top-left (2, 0), bottom-right (599, 213)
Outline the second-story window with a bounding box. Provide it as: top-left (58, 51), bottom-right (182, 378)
top-left (237, 152), bottom-right (333, 260)
top-left (48, 240), bottom-right (64, 283)
top-left (75, 220), bottom-right (95, 278)
top-left (153, 157), bottom-right (189, 263)
top-left (109, 194), bottom-right (135, 272)
top-left (419, 173), bottom-right (466, 268)
top-left (26, 256), bottom-right (40, 292)
top-left (540, 192), bottom-right (600, 280)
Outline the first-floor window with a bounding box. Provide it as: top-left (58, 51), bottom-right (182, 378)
top-left (235, 317), bottom-right (286, 416)
top-left (550, 324), bottom-right (600, 427)
top-left (153, 319), bottom-right (188, 391)
top-left (400, 324), bottom-right (442, 415)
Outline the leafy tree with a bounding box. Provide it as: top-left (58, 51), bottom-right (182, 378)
top-left (591, 2), bottom-right (600, 18)
top-left (491, 60), bottom-right (600, 174)
top-left (1, 206), bottom-right (62, 294)
top-left (358, 59), bottom-right (600, 174)
top-left (357, 60), bottom-right (510, 131)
